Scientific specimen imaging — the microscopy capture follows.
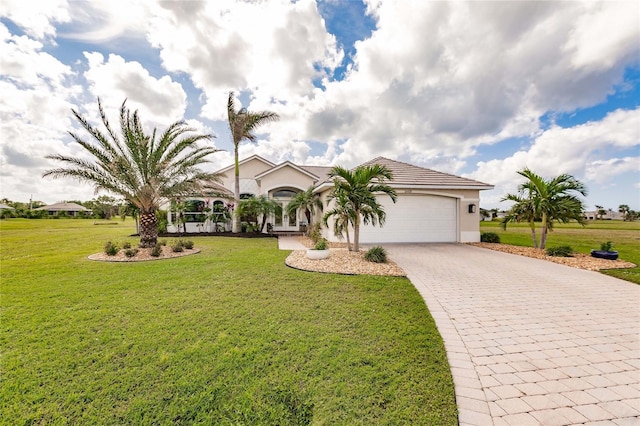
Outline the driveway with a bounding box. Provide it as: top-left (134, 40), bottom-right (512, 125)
top-left (386, 243), bottom-right (640, 426)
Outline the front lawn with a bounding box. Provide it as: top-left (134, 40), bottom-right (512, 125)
top-left (481, 220), bottom-right (640, 284)
top-left (0, 219), bottom-right (457, 424)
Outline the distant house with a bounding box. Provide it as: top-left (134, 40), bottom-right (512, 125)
top-left (34, 202), bottom-right (91, 217)
top-left (584, 210), bottom-right (624, 221)
top-left (167, 155), bottom-right (494, 243)
top-left (0, 203), bottom-right (14, 210)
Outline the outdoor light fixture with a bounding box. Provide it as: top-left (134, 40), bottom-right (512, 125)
top-left (468, 204), bottom-right (477, 214)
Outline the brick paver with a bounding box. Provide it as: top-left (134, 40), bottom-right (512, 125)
top-left (387, 243), bottom-right (640, 426)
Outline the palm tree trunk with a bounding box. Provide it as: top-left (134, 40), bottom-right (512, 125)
top-left (353, 213), bottom-right (360, 252)
top-left (345, 226), bottom-right (351, 252)
top-left (139, 211), bottom-right (158, 248)
top-left (540, 213), bottom-right (548, 249)
top-left (529, 220), bottom-right (538, 248)
top-left (232, 145), bottom-right (240, 233)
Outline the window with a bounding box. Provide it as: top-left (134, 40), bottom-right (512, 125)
top-left (273, 189), bottom-right (297, 198)
top-left (239, 193), bottom-right (254, 200)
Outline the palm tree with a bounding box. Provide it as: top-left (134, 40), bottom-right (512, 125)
top-left (235, 195), bottom-right (279, 233)
top-left (618, 204), bottom-right (630, 221)
top-left (322, 187), bottom-right (355, 250)
top-left (501, 168), bottom-right (587, 249)
top-left (227, 92), bottom-right (279, 233)
top-left (44, 99), bottom-right (222, 247)
top-left (595, 205), bottom-right (606, 220)
top-left (326, 164), bottom-right (397, 252)
top-left (286, 186), bottom-right (323, 231)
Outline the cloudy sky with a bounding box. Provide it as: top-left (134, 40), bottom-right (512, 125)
top-left (1, 0), bottom-right (638, 210)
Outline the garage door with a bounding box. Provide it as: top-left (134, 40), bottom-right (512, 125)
top-left (358, 195), bottom-right (457, 243)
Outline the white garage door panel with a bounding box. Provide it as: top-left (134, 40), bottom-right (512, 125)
top-left (358, 195), bottom-right (457, 243)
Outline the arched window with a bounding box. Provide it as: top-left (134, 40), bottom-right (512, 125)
top-left (272, 189), bottom-right (297, 198)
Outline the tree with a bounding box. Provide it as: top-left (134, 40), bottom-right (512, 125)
top-left (227, 92), bottom-right (279, 233)
top-left (322, 187), bottom-right (355, 250)
top-left (235, 195), bottom-right (279, 233)
top-left (501, 168), bottom-right (587, 249)
top-left (326, 164), bottom-right (397, 252)
top-left (618, 204), bottom-right (630, 221)
top-left (44, 99), bottom-right (222, 247)
top-left (286, 186), bottom-right (323, 231)
top-left (595, 205), bottom-right (606, 220)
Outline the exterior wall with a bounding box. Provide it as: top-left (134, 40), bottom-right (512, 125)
top-left (218, 158), bottom-right (274, 192)
top-left (260, 167), bottom-right (316, 194)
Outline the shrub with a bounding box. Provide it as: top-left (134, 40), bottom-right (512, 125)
top-left (150, 244), bottom-right (162, 257)
top-left (546, 245), bottom-right (573, 257)
top-left (480, 232), bottom-right (501, 243)
top-left (159, 239), bottom-right (167, 246)
top-left (313, 238), bottom-right (328, 250)
top-left (364, 246), bottom-right (387, 263)
top-left (122, 241), bottom-right (132, 249)
top-left (124, 248), bottom-right (139, 258)
top-left (600, 241), bottom-right (614, 251)
top-left (171, 241), bottom-right (184, 252)
top-left (104, 241), bottom-right (119, 256)
top-left (182, 240), bottom-right (194, 250)
top-left (308, 222), bottom-right (322, 244)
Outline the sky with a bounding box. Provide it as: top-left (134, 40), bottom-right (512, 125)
top-left (1, 0), bottom-right (638, 211)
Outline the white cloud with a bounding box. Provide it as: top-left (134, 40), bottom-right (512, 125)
top-left (0, 0), bottom-right (70, 40)
top-left (82, 52), bottom-right (187, 124)
top-left (146, 0), bottom-right (343, 115)
top-left (585, 157), bottom-right (640, 183)
top-left (468, 108), bottom-right (640, 207)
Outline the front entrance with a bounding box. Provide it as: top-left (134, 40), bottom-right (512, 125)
top-left (271, 188), bottom-right (300, 232)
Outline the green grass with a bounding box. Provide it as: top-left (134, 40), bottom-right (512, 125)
top-left (0, 219), bottom-right (457, 425)
top-left (481, 220), bottom-right (640, 284)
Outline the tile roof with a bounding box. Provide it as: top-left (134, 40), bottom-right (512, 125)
top-left (298, 165), bottom-right (333, 183)
top-left (359, 157), bottom-right (493, 189)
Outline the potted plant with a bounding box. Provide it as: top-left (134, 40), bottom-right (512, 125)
top-left (307, 238), bottom-right (330, 260)
top-left (591, 241), bottom-right (619, 260)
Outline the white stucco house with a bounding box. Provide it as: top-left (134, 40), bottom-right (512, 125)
top-left (166, 155), bottom-right (494, 243)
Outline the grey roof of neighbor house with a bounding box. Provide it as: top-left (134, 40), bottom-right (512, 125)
top-left (358, 157), bottom-right (494, 189)
top-left (34, 202), bottom-right (90, 211)
top-left (0, 203), bottom-right (14, 210)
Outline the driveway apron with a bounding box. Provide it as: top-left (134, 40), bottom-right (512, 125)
top-left (386, 243), bottom-right (640, 426)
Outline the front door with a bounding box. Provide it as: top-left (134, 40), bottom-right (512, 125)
top-left (273, 201), bottom-right (298, 231)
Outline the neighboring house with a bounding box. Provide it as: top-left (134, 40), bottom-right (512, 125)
top-left (34, 202), bottom-right (91, 217)
top-left (584, 210), bottom-right (625, 220)
top-left (167, 155), bottom-right (494, 242)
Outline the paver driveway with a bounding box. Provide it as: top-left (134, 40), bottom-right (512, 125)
top-left (386, 243), bottom-right (640, 426)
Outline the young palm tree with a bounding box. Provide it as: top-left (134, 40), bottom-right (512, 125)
top-left (285, 186), bottom-right (323, 230)
top-left (44, 99), bottom-right (222, 247)
top-left (227, 92), bottom-right (279, 233)
top-left (235, 195), bottom-right (279, 233)
top-left (327, 164), bottom-right (397, 252)
top-left (501, 168), bottom-right (587, 249)
top-left (322, 188), bottom-right (355, 250)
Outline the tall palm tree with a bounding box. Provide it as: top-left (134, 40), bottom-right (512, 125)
top-left (327, 164), bottom-right (397, 252)
top-left (44, 99), bottom-right (222, 247)
top-left (501, 168), bottom-right (587, 249)
top-left (227, 92), bottom-right (279, 233)
top-left (285, 186), bottom-right (323, 230)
